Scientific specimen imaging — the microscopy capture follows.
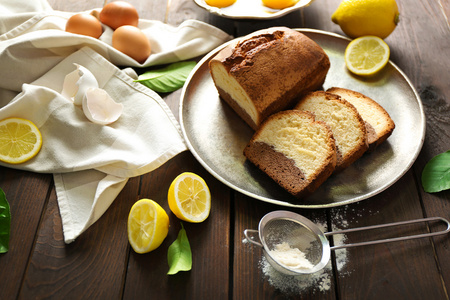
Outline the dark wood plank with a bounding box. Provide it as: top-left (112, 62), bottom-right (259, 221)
top-left (331, 172), bottom-right (447, 299)
top-left (388, 0), bottom-right (450, 295)
top-left (48, 0), bottom-right (105, 12)
top-left (123, 151), bottom-right (231, 299)
top-left (0, 167), bottom-right (53, 300)
top-left (303, 0), bottom-right (338, 32)
top-left (48, 0), bottom-right (167, 23)
top-left (19, 177), bottom-right (140, 299)
top-left (166, 0), bottom-right (235, 35)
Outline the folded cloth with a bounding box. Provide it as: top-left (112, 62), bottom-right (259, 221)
top-left (0, 1), bottom-right (233, 104)
top-left (0, 0), bottom-right (233, 243)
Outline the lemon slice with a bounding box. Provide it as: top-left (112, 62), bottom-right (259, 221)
top-left (127, 199), bottom-right (170, 254)
top-left (344, 36), bottom-right (390, 76)
top-left (0, 118), bottom-right (42, 164)
top-left (168, 172), bottom-right (211, 223)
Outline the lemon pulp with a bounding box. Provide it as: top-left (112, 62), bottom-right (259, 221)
top-left (345, 36), bottom-right (390, 76)
top-left (127, 199), bottom-right (169, 254)
top-left (0, 118), bottom-right (42, 164)
top-left (168, 172), bottom-right (211, 223)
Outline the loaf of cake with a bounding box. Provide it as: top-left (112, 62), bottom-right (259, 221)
top-left (326, 87), bottom-right (395, 151)
top-left (294, 91), bottom-right (368, 171)
top-left (209, 27), bottom-right (330, 130)
top-left (243, 110), bottom-right (337, 198)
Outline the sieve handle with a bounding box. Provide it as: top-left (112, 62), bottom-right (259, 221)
top-left (243, 229), bottom-right (263, 248)
top-left (325, 217), bottom-right (450, 250)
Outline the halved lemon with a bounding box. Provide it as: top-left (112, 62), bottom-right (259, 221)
top-left (0, 118), bottom-right (42, 164)
top-left (168, 172), bottom-right (211, 223)
top-left (127, 199), bottom-right (170, 254)
top-left (344, 36), bottom-right (390, 76)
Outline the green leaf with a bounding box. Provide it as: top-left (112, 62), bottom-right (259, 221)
top-left (421, 150), bottom-right (450, 193)
top-left (0, 188), bottom-right (11, 253)
top-left (167, 223), bottom-right (192, 275)
top-left (136, 61), bottom-right (197, 93)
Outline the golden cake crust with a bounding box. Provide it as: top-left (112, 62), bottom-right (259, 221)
top-left (209, 27), bottom-right (330, 130)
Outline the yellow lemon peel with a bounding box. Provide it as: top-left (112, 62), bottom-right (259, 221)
top-left (332, 0), bottom-right (400, 39)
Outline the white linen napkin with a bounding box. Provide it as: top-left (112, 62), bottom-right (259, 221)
top-left (0, 0), bottom-right (232, 243)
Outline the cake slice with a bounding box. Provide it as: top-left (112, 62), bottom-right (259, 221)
top-left (295, 91), bottom-right (368, 171)
top-left (243, 110), bottom-right (336, 198)
top-left (326, 87), bottom-right (395, 151)
top-left (209, 27), bottom-right (330, 130)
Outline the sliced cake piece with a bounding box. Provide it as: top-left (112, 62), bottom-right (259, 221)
top-left (243, 110), bottom-right (336, 198)
top-left (327, 87), bottom-right (395, 151)
top-left (295, 91), bottom-right (368, 171)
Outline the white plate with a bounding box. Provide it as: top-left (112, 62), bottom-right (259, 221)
top-left (179, 29), bottom-right (425, 208)
top-left (194, 0), bottom-right (315, 19)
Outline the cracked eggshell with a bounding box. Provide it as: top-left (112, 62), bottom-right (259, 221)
top-left (62, 64), bottom-right (99, 105)
top-left (82, 87), bottom-right (123, 125)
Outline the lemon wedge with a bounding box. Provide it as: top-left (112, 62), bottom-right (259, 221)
top-left (127, 199), bottom-right (169, 254)
top-left (168, 172), bottom-right (211, 223)
top-left (0, 118), bottom-right (42, 164)
top-left (344, 36), bottom-right (390, 76)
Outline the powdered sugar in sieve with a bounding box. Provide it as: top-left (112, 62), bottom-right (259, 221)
top-left (244, 210), bottom-right (450, 276)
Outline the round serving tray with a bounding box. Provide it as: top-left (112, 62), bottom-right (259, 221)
top-left (194, 0), bottom-right (315, 20)
top-left (179, 29), bottom-right (425, 208)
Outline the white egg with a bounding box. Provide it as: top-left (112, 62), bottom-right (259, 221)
top-left (61, 64), bottom-right (98, 105)
top-left (82, 87), bottom-right (123, 125)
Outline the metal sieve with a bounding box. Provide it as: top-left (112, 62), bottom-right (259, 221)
top-left (244, 210), bottom-right (450, 276)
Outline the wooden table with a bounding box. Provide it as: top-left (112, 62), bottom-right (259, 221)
top-left (1, 0), bottom-right (449, 299)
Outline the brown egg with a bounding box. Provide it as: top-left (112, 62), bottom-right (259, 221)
top-left (65, 13), bottom-right (103, 38)
top-left (100, 1), bottom-right (139, 30)
top-left (112, 25), bottom-right (151, 63)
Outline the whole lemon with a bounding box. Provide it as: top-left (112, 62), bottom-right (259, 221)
top-left (332, 0), bottom-right (400, 39)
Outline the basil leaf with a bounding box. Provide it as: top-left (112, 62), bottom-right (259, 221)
top-left (136, 61), bottom-right (196, 93)
top-left (0, 188), bottom-right (11, 253)
top-left (421, 150), bottom-right (450, 193)
top-left (167, 223), bottom-right (192, 275)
